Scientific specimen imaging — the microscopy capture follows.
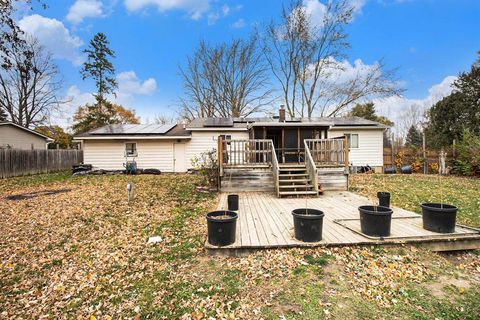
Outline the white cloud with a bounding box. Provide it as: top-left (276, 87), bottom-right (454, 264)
top-left (303, 0), bottom-right (366, 25)
top-left (124, 0), bottom-right (210, 20)
top-left (231, 18), bottom-right (245, 29)
top-left (66, 0), bottom-right (104, 25)
top-left (373, 75), bottom-right (457, 134)
top-left (18, 14), bottom-right (84, 65)
top-left (60, 72), bottom-right (157, 127)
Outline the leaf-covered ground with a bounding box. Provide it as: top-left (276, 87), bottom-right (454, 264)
top-left (349, 174), bottom-right (480, 227)
top-left (1, 172), bottom-right (479, 319)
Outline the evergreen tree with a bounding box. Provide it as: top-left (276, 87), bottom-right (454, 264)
top-left (405, 125), bottom-right (422, 147)
top-left (81, 32), bottom-right (117, 104)
top-left (73, 32), bottom-right (120, 133)
top-left (348, 102), bottom-right (394, 126)
top-left (425, 51), bottom-right (480, 147)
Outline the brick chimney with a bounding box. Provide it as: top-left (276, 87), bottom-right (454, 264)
top-left (279, 105), bottom-right (286, 122)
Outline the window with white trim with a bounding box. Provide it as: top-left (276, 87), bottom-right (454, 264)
top-left (125, 142), bottom-right (137, 156)
top-left (345, 134), bottom-right (359, 148)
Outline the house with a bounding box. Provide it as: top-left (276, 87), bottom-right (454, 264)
top-left (0, 121), bottom-right (53, 149)
top-left (73, 107), bottom-right (388, 196)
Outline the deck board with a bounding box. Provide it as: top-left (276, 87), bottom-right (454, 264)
top-left (206, 191), bottom-right (480, 253)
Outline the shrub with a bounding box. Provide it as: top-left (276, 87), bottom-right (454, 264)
top-left (190, 149), bottom-right (219, 187)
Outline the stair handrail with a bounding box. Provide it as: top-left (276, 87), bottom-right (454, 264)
top-left (304, 141), bottom-right (319, 194)
top-left (269, 140), bottom-right (280, 197)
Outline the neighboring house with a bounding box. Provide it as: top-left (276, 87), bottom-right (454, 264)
top-left (73, 107), bottom-right (388, 176)
top-left (0, 122), bottom-right (53, 149)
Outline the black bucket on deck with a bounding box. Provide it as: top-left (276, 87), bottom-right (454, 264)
top-left (421, 203), bottom-right (457, 233)
top-left (227, 194), bottom-right (239, 211)
top-left (377, 192), bottom-right (391, 208)
top-left (292, 208), bottom-right (325, 242)
top-left (206, 210), bottom-right (238, 246)
top-left (359, 205), bottom-right (393, 237)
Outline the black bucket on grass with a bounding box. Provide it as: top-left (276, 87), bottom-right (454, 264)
top-left (206, 210), bottom-right (238, 246)
top-left (400, 165), bottom-right (412, 174)
top-left (384, 167), bottom-right (396, 174)
top-left (377, 192), bottom-right (391, 208)
top-left (420, 203), bottom-right (457, 233)
top-left (292, 208), bottom-right (325, 242)
top-left (359, 205), bottom-right (393, 237)
top-left (227, 194), bottom-right (239, 211)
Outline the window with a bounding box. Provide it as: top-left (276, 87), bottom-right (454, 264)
top-left (125, 142), bottom-right (137, 156)
top-left (345, 134), bottom-right (359, 148)
top-left (220, 134), bottom-right (232, 145)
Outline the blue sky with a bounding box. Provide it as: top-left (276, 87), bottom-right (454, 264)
top-left (19, 0), bottom-right (480, 127)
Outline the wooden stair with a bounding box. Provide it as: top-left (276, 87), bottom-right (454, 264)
top-left (278, 164), bottom-right (318, 197)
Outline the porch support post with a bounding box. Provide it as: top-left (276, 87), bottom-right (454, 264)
top-left (218, 135), bottom-right (223, 177)
top-left (344, 136), bottom-right (349, 171)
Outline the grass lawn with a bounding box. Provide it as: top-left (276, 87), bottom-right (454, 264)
top-left (0, 172), bottom-right (479, 319)
top-left (349, 174), bottom-right (480, 227)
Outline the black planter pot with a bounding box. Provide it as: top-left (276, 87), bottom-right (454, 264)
top-left (421, 203), bottom-right (458, 233)
top-left (292, 208), bottom-right (325, 242)
top-left (206, 210), bottom-right (238, 246)
top-left (227, 194), bottom-right (239, 211)
top-left (377, 192), bottom-right (391, 208)
top-left (359, 205), bottom-right (393, 237)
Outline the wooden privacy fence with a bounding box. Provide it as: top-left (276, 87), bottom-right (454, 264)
top-left (0, 149), bottom-right (83, 178)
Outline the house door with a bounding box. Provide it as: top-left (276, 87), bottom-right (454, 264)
top-left (173, 143), bottom-right (186, 172)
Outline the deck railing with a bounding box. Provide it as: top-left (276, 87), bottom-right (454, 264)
top-left (270, 141), bottom-right (280, 197)
top-left (219, 138), bottom-right (273, 168)
top-left (304, 141), bottom-right (319, 194)
top-left (305, 138), bottom-right (349, 168)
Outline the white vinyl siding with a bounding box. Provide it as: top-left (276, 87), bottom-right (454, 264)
top-left (186, 131), bottom-right (249, 169)
top-left (83, 140), bottom-right (176, 172)
top-left (327, 129), bottom-right (384, 167)
top-left (0, 125), bottom-right (47, 149)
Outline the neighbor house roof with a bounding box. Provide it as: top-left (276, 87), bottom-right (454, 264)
top-left (186, 116), bottom-right (388, 130)
top-left (74, 123), bottom-right (191, 140)
top-left (0, 121), bottom-right (54, 141)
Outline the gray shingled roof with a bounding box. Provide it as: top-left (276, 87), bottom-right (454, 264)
top-left (75, 124), bottom-right (190, 137)
top-left (186, 116), bottom-right (388, 129)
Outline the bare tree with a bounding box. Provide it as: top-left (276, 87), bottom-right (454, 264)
top-left (179, 34), bottom-right (273, 120)
top-left (0, 36), bottom-right (63, 128)
top-left (154, 114), bottom-right (178, 124)
top-left (263, 0), bottom-right (401, 118)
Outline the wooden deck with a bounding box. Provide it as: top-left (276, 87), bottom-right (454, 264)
top-left (206, 192), bottom-right (480, 254)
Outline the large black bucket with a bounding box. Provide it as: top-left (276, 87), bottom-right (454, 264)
top-left (377, 192), bottom-right (391, 208)
top-left (206, 210), bottom-right (238, 246)
top-left (400, 165), bottom-right (412, 174)
top-left (384, 167), bottom-right (396, 174)
top-left (359, 205), bottom-right (393, 237)
top-left (292, 208), bottom-right (325, 242)
top-left (227, 194), bottom-right (239, 211)
top-left (421, 203), bottom-right (457, 233)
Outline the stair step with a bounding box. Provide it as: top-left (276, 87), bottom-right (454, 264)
top-left (279, 190), bottom-right (318, 196)
top-left (279, 173), bottom-right (309, 177)
top-left (279, 168), bottom-right (307, 172)
top-left (279, 184), bottom-right (314, 189)
top-left (279, 179), bottom-right (310, 183)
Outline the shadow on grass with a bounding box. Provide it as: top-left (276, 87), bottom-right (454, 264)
top-left (6, 188), bottom-right (72, 200)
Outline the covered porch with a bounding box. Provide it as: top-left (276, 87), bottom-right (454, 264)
top-left (217, 130), bottom-right (350, 196)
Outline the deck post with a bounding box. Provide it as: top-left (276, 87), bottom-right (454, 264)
top-left (218, 135), bottom-right (223, 177)
top-left (344, 136), bottom-right (349, 171)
